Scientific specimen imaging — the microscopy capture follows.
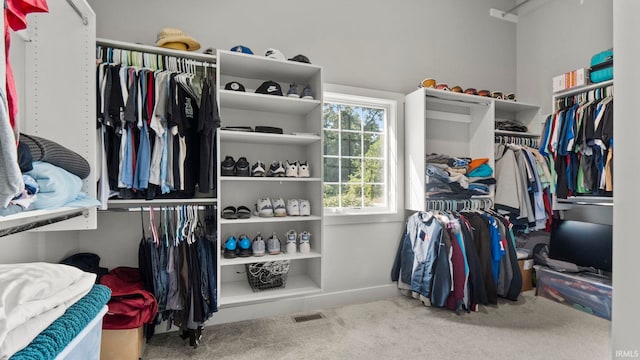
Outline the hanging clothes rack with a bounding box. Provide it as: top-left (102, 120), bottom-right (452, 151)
top-left (553, 80), bottom-right (614, 111)
top-left (96, 38), bottom-right (217, 67)
top-left (494, 134), bottom-right (539, 147)
top-left (425, 198), bottom-right (493, 211)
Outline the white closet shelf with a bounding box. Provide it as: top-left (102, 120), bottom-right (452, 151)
top-left (557, 196), bottom-right (613, 207)
top-left (218, 50), bottom-right (321, 82)
top-left (219, 90), bottom-right (321, 114)
top-left (219, 275), bottom-right (321, 306)
top-left (494, 130), bottom-right (540, 137)
top-left (96, 38), bottom-right (217, 64)
top-left (494, 98), bottom-right (540, 112)
top-left (220, 215), bottom-right (322, 225)
top-left (219, 129), bottom-right (321, 145)
top-left (221, 176), bottom-right (322, 183)
top-left (424, 88), bottom-right (493, 107)
top-left (0, 206), bottom-right (93, 237)
top-left (106, 198), bottom-right (216, 209)
top-left (220, 251), bottom-right (322, 266)
top-left (552, 79), bottom-right (614, 97)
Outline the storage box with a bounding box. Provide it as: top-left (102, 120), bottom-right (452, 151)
top-left (55, 306), bottom-right (107, 360)
top-left (518, 259), bottom-right (534, 292)
top-left (245, 261), bottom-right (290, 292)
top-left (535, 266), bottom-right (612, 320)
top-left (552, 68), bottom-right (589, 92)
top-left (100, 326), bottom-right (144, 360)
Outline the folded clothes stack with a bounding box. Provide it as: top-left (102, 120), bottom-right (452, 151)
top-left (425, 154), bottom-right (495, 199)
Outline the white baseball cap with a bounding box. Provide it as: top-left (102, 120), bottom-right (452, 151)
top-left (264, 48), bottom-right (285, 60)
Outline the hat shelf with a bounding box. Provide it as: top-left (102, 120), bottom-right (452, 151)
top-left (219, 89), bottom-right (320, 115)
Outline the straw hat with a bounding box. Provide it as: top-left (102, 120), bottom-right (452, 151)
top-left (156, 27), bottom-right (200, 51)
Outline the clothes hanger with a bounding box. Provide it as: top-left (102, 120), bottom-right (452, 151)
top-left (149, 207), bottom-right (159, 247)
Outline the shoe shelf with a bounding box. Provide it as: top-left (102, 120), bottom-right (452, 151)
top-left (221, 176), bottom-right (322, 182)
top-left (219, 129), bottom-right (321, 145)
top-left (220, 215), bottom-right (322, 225)
top-left (220, 251), bottom-right (322, 266)
top-left (219, 275), bottom-right (321, 306)
top-left (219, 90), bottom-right (321, 115)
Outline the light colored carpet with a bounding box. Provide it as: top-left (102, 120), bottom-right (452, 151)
top-left (143, 291), bottom-right (610, 360)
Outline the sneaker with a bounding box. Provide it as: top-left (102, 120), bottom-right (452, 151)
top-left (235, 157), bottom-right (250, 177)
top-left (223, 235), bottom-right (238, 258)
top-left (237, 234), bottom-right (253, 257)
top-left (299, 199), bottom-right (311, 216)
top-left (221, 155), bottom-right (236, 176)
top-left (286, 199), bottom-right (300, 216)
top-left (301, 85), bottom-right (314, 100)
top-left (298, 231), bottom-right (311, 254)
top-left (267, 232), bottom-right (281, 255)
top-left (272, 198), bottom-right (287, 217)
top-left (285, 160), bottom-right (298, 177)
top-left (252, 233), bottom-right (266, 257)
top-left (285, 229), bottom-right (297, 254)
top-left (251, 161), bottom-right (266, 177)
top-left (267, 161), bottom-right (285, 177)
top-left (286, 83), bottom-right (300, 98)
top-left (298, 161), bottom-right (310, 177)
top-left (255, 198), bottom-right (274, 217)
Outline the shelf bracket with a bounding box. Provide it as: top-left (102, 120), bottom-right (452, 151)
top-left (489, 0), bottom-right (531, 23)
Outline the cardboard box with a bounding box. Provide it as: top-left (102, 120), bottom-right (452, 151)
top-left (518, 259), bottom-right (534, 292)
top-left (552, 68), bottom-right (590, 93)
top-left (100, 326), bottom-right (144, 360)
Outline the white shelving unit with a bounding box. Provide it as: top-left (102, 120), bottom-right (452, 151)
top-left (216, 50), bottom-right (324, 306)
top-left (0, 0), bottom-right (99, 236)
top-left (404, 88), bottom-right (540, 211)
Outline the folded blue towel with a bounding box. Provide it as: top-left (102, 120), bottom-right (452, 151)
top-left (467, 164), bottom-right (493, 178)
top-left (10, 285), bottom-right (111, 360)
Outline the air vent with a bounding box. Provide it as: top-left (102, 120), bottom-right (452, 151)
top-left (293, 312), bottom-right (324, 323)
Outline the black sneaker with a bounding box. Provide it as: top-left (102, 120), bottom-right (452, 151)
top-left (251, 161), bottom-right (266, 177)
top-left (235, 157), bottom-right (250, 177)
top-left (267, 161), bottom-right (285, 177)
top-left (221, 156), bottom-right (236, 176)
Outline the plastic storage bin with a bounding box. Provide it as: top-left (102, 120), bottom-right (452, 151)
top-left (535, 266), bottom-right (612, 320)
top-left (54, 306), bottom-right (107, 360)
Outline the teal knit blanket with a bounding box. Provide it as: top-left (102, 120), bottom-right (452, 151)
top-left (10, 284), bottom-right (111, 360)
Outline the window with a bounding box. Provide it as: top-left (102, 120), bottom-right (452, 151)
top-left (323, 92), bottom-right (397, 215)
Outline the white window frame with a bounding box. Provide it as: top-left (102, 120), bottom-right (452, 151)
top-left (322, 84), bottom-right (403, 223)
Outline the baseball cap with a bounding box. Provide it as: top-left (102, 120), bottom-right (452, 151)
top-left (255, 81), bottom-right (283, 96)
top-left (265, 48), bottom-right (285, 60)
top-left (224, 81), bottom-right (246, 92)
top-left (230, 45), bottom-right (253, 54)
top-left (288, 54), bottom-right (311, 64)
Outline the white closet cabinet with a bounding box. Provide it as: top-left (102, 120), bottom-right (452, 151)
top-left (216, 50), bottom-right (324, 305)
top-left (0, 0), bottom-right (97, 236)
top-left (404, 88), bottom-right (540, 211)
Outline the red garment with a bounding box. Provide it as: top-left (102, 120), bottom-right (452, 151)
top-left (445, 225), bottom-right (466, 313)
top-left (4, 0), bottom-right (49, 141)
top-left (100, 267), bottom-right (158, 329)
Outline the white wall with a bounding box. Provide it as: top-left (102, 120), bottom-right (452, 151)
top-left (516, 0), bottom-right (613, 115)
top-left (612, 1), bottom-right (640, 356)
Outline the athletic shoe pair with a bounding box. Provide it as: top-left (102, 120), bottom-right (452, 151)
top-left (221, 155), bottom-right (250, 176)
top-left (285, 229), bottom-right (311, 254)
top-left (252, 232), bottom-right (281, 255)
top-left (286, 199), bottom-right (311, 216)
top-left (286, 83), bottom-right (314, 100)
top-left (254, 198), bottom-right (287, 217)
top-left (251, 161), bottom-right (286, 177)
top-left (251, 232), bottom-right (281, 256)
top-left (223, 233), bottom-right (254, 258)
top-left (285, 161), bottom-right (310, 177)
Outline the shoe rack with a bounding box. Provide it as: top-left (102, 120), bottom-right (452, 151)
top-left (216, 50), bottom-right (324, 306)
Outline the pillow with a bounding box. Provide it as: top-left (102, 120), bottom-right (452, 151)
top-left (26, 161), bottom-right (83, 210)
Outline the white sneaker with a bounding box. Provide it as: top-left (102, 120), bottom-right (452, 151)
top-left (285, 160), bottom-right (298, 177)
top-left (299, 199), bottom-right (311, 216)
top-left (285, 229), bottom-right (297, 254)
top-left (286, 199), bottom-right (300, 216)
top-left (255, 198), bottom-right (274, 217)
top-left (299, 231), bottom-right (311, 254)
top-left (272, 197), bottom-right (287, 217)
top-left (298, 161), bottom-right (310, 177)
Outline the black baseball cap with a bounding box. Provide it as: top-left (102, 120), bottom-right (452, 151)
top-left (288, 54), bottom-right (311, 64)
top-left (255, 81), bottom-right (283, 96)
top-left (224, 81), bottom-right (246, 92)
